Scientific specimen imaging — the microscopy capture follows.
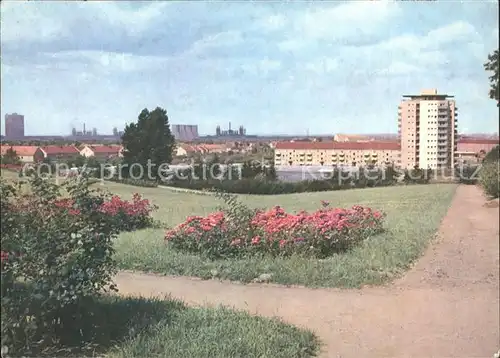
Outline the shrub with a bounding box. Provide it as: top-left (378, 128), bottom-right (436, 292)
top-left (483, 145), bottom-right (499, 163)
top-left (479, 160), bottom-right (500, 198)
top-left (0, 175), bottom-right (119, 356)
top-left (164, 194), bottom-right (385, 259)
top-left (456, 165), bottom-right (480, 185)
top-left (107, 177), bottom-right (158, 187)
top-left (167, 166), bottom-right (429, 195)
top-left (403, 167), bottom-right (433, 184)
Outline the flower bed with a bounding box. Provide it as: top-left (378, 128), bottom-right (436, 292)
top-left (164, 201), bottom-right (385, 259)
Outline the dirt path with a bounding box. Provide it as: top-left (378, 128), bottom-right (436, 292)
top-left (115, 185), bottom-right (499, 357)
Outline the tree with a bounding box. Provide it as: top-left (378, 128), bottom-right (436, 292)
top-left (484, 49), bottom-right (499, 106)
top-left (1, 148), bottom-right (21, 165)
top-left (121, 107), bottom-right (175, 180)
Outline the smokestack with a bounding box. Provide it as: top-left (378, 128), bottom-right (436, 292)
top-left (229, 122), bottom-right (231, 131)
top-left (83, 123), bottom-right (86, 134)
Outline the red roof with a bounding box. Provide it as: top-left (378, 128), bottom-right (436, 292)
top-left (41, 146), bottom-right (80, 155)
top-left (458, 138), bottom-right (499, 145)
top-left (275, 141), bottom-right (400, 151)
top-left (0, 145), bottom-right (40, 156)
top-left (87, 145), bottom-right (122, 154)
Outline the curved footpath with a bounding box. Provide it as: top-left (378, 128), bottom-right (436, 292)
top-left (115, 185), bottom-right (499, 358)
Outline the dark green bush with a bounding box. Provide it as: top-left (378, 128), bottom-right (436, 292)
top-left (479, 160), bottom-right (499, 198)
top-left (107, 177), bottom-right (158, 187)
top-left (167, 165), bottom-right (428, 195)
top-left (483, 145), bottom-right (499, 163)
top-left (403, 167), bottom-right (433, 184)
top-left (1, 175), bottom-right (119, 356)
top-left (455, 165), bottom-right (480, 185)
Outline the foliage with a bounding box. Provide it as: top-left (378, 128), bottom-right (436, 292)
top-left (165, 196), bottom-right (385, 260)
top-left (0, 174), bottom-right (158, 356)
top-left (1, 148), bottom-right (21, 165)
top-left (483, 145), bottom-right (499, 163)
top-left (121, 107), bottom-right (175, 180)
top-left (107, 177), bottom-right (159, 187)
top-left (0, 175), bottom-right (119, 356)
top-left (403, 166), bottom-right (433, 184)
top-left (455, 164), bottom-right (480, 185)
top-left (484, 49), bottom-right (499, 106)
top-left (240, 160), bottom-right (277, 181)
top-left (479, 159), bottom-right (500, 198)
top-left (167, 165), bottom-right (427, 195)
top-left (99, 193), bottom-right (158, 231)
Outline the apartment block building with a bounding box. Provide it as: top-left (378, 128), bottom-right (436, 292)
top-left (274, 141), bottom-right (400, 167)
top-left (398, 89), bottom-right (457, 169)
top-left (4, 113), bottom-right (25, 138)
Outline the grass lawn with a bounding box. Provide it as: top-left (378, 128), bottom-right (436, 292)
top-left (107, 297), bottom-right (318, 358)
top-left (106, 181), bottom-right (458, 288)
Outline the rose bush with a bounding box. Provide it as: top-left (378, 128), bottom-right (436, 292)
top-left (165, 195), bottom-right (385, 259)
top-left (1, 175), bottom-right (119, 356)
top-left (0, 175), bottom-right (157, 356)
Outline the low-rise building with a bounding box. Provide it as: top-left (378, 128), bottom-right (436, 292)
top-left (0, 145), bottom-right (44, 163)
top-left (456, 138), bottom-right (499, 164)
top-left (274, 141), bottom-right (401, 167)
top-left (333, 134), bottom-right (372, 142)
top-left (40, 145), bottom-right (80, 161)
top-left (175, 143), bottom-right (229, 156)
top-left (80, 145), bottom-right (123, 159)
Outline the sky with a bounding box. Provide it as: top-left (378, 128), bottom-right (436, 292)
top-left (1, 1), bottom-right (499, 136)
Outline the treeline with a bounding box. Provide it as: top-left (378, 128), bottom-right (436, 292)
top-left (166, 165), bottom-right (434, 195)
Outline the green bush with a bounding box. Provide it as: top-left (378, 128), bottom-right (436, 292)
top-left (1, 175), bottom-right (119, 356)
top-left (403, 167), bottom-right (433, 184)
top-left (167, 166), bottom-right (427, 195)
top-left (479, 160), bottom-right (499, 198)
top-left (107, 177), bottom-right (158, 187)
top-left (455, 165), bottom-right (480, 185)
top-left (483, 145), bottom-right (499, 163)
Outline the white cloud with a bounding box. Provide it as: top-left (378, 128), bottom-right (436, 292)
top-left (0, 2), bottom-right (65, 43)
top-left (277, 1), bottom-right (401, 51)
top-left (298, 1), bottom-right (401, 40)
top-left (427, 21), bottom-right (478, 44)
top-left (378, 62), bottom-right (422, 76)
top-left (188, 31), bottom-right (243, 56)
top-left (304, 58), bottom-right (339, 74)
top-left (257, 14), bottom-right (287, 31)
top-left (0, 2), bottom-right (171, 43)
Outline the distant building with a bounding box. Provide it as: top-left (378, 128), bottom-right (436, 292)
top-left (0, 145), bottom-right (44, 163)
top-left (398, 89), bottom-right (457, 169)
top-left (5, 113), bottom-right (25, 138)
top-left (171, 124), bottom-right (199, 141)
top-left (455, 138), bottom-right (499, 164)
top-left (333, 134), bottom-right (372, 142)
top-left (214, 122), bottom-right (247, 137)
top-left (175, 143), bottom-right (229, 156)
top-left (40, 145), bottom-right (80, 161)
top-left (80, 145), bottom-right (123, 159)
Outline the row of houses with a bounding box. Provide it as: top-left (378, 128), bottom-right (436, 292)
top-left (0, 145), bottom-right (123, 163)
top-left (175, 143), bottom-right (232, 156)
top-left (274, 138), bottom-right (499, 168)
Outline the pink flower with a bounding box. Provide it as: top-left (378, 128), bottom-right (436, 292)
top-left (230, 238), bottom-right (242, 246)
top-left (251, 236), bottom-right (261, 245)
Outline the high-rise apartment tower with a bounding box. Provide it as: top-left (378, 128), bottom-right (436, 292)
top-left (398, 89), bottom-right (457, 169)
top-left (4, 113), bottom-right (25, 138)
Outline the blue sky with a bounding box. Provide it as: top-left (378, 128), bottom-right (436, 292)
top-left (1, 1), bottom-right (498, 136)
